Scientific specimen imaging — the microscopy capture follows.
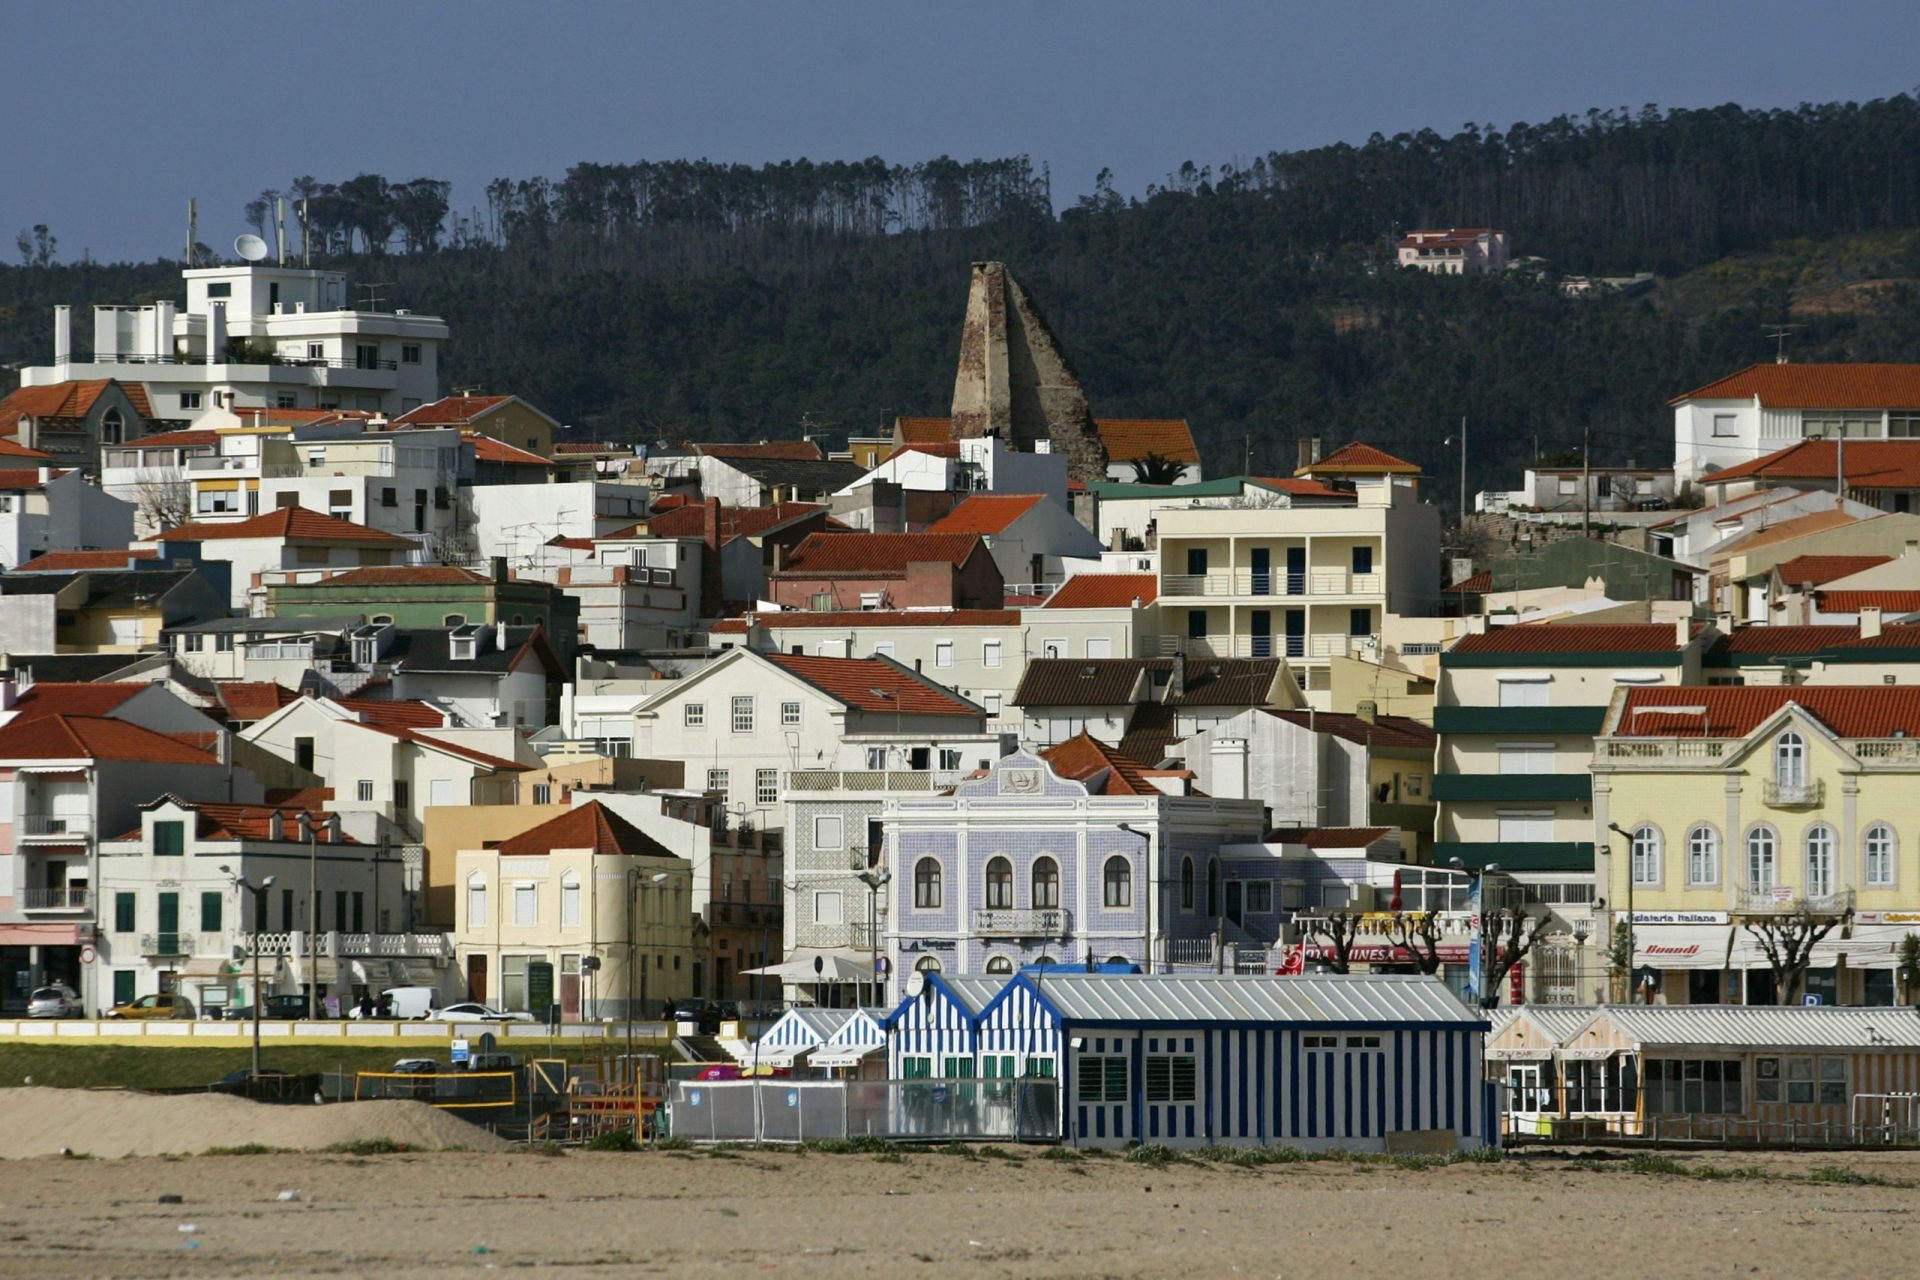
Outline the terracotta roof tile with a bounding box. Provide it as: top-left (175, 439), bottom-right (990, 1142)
top-left (695, 441), bottom-right (823, 462)
top-left (125, 429), bottom-right (220, 450)
top-left (895, 416), bottom-right (952, 445)
top-left (212, 682), bottom-right (299, 723)
top-left (1041, 733), bottom-right (1158, 796)
top-left (765, 654), bottom-right (981, 716)
top-left (1672, 364), bottom-right (1920, 409)
top-left (1449, 623), bottom-right (1685, 655)
top-left (0, 714), bottom-right (217, 764)
top-left (293, 565), bottom-right (489, 588)
top-left (0, 439), bottom-right (55, 461)
top-left (925, 493), bottom-right (1048, 535)
top-left (1816, 591), bottom-right (1920, 614)
top-left (0, 379), bottom-right (141, 422)
top-left (1444, 571), bottom-right (1494, 594)
top-left (334, 696), bottom-right (450, 729)
top-left (776, 531), bottom-right (985, 576)
top-left (180, 801), bottom-right (356, 844)
top-left (153, 507), bottom-right (414, 545)
top-left (493, 801), bottom-right (679, 857)
top-left (1613, 684), bottom-right (1920, 738)
top-left (747, 609), bottom-right (1020, 629)
top-left (635, 501), bottom-right (829, 544)
top-left (1259, 708), bottom-right (1435, 750)
top-left (882, 442), bottom-right (961, 463)
top-left (1096, 420), bottom-right (1199, 464)
top-left (1773, 554), bottom-right (1892, 587)
top-left (13, 549), bottom-right (156, 573)
top-left (391, 395), bottom-right (513, 425)
top-left (1702, 439), bottom-right (1920, 488)
top-left (0, 471), bottom-right (56, 491)
top-left (1171, 658), bottom-right (1285, 707)
top-left (1015, 658), bottom-right (1173, 706)
top-left (6, 683), bottom-right (145, 721)
top-left (1042, 574), bottom-right (1159, 609)
top-left (1711, 623), bottom-right (1920, 656)
top-left (1297, 442), bottom-right (1420, 475)
top-left (465, 434), bottom-right (551, 466)
top-left (1249, 476), bottom-right (1357, 501)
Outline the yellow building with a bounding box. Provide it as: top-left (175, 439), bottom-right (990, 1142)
top-left (1593, 684), bottom-right (1920, 1008)
top-left (392, 394), bottom-right (560, 456)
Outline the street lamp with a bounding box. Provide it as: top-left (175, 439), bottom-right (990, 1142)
top-left (1606, 822), bottom-right (1637, 999)
top-left (1448, 857), bottom-right (1501, 1008)
top-left (1117, 823), bottom-right (1155, 973)
top-left (221, 866), bottom-right (276, 1080)
top-left (856, 868), bottom-right (892, 1007)
top-left (626, 869), bottom-right (670, 1077)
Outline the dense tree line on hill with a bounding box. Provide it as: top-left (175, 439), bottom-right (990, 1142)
top-left (6, 97), bottom-right (1920, 503)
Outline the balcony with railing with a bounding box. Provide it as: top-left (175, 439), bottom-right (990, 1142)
top-left (19, 886), bottom-right (91, 912)
top-left (785, 770), bottom-right (969, 793)
top-left (140, 932), bottom-right (203, 957)
top-left (973, 908), bottom-right (1070, 938)
top-left (1153, 633), bottom-right (1369, 661)
top-left (1762, 778), bottom-right (1825, 808)
top-left (244, 931), bottom-right (455, 958)
top-left (1160, 569), bottom-right (1384, 600)
top-left (17, 813), bottom-right (92, 841)
top-left (1734, 886), bottom-right (1854, 916)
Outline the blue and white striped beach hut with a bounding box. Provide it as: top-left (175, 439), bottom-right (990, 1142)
top-left (979, 972), bottom-right (1494, 1152)
top-left (811, 1007), bottom-right (890, 1076)
top-left (884, 974), bottom-right (1003, 1078)
top-left (752, 1007), bottom-right (857, 1068)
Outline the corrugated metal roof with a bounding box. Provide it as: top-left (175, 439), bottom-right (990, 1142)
top-left (933, 975), bottom-right (1007, 1013)
top-left (1490, 1005), bottom-right (1602, 1044)
top-left (787, 1008), bottom-right (855, 1039)
top-left (1597, 1005), bottom-right (1920, 1050)
top-left (1022, 972), bottom-right (1482, 1025)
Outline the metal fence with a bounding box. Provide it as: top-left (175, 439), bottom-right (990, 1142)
top-left (1500, 1083), bottom-right (1920, 1148)
top-left (667, 1078), bottom-right (1060, 1144)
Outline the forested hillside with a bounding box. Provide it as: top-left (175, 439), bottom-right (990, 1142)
top-left (6, 98), bottom-right (1920, 502)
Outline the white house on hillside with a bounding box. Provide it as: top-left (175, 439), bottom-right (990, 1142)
top-left (1671, 363), bottom-right (1920, 487)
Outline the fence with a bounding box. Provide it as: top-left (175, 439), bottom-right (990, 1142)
top-left (667, 1078), bottom-right (1061, 1144)
top-left (1499, 1082), bottom-right (1920, 1148)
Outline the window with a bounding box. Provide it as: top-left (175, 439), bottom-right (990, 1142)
top-left (706, 769), bottom-right (729, 803)
top-left (781, 701), bottom-right (801, 726)
top-left (1686, 825), bottom-right (1720, 886)
top-left (814, 890), bottom-right (844, 926)
top-left (355, 343), bottom-right (379, 370)
top-left (985, 857), bottom-right (1013, 910)
top-left (401, 343), bottom-right (421, 364)
top-left (684, 702), bottom-right (705, 728)
top-left (935, 642), bottom-right (954, 669)
top-left (938, 748), bottom-right (961, 770)
top-left (1077, 1055), bottom-right (1128, 1103)
top-left (206, 281), bottom-right (232, 298)
top-left (865, 747), bottom-right (889, 770)
top-left (1031, 857), bottom-right (1060, 910)
top-left (114, 892), bottom-right (136, 933)
top-left (467, 875), bottom-right (487, 928)
top-left (731, 696), bottom-right (754, 733)
top-left (180, 634), bottom-right (205, 653)
top-left (1180, 857), bottom-right (1194, 909)
top-left (442, 613), bottom-right (466, 627)
top-left (1145, 1054), bottom-right (1198, 1103)
top-left (813, 815), bottom-right (845, 849)
top-left (1187, 610), bottom-right (1207, 639)
top-left (1747, 826), bottom-right (1778, 893)
top-left (872, 642), bottom-right (894, 659)
top-left (984, 692), bottom-right (1002, 716)
top-left (1498, 744), bottom-right (1553, 774)
top-left (810, 592), bottom-right (833, 611)
top-left (356, 779), bottom-right (374, 802)
top-left (1755, 1056), bottom-right (1844, 1106)
top-left (1349, 608), bottom-right (1371, 637)
top-left (1774, 732), bottom-right (1806, 787)
top-left (512, 884), bottom-right (536, 926)
top-left (1186, 548), bottom-right (1208, 576)
top-left (561, 876), bottom-right (581, 928)
top-left (1804, 825), bottom-right (1836, 898)
top-left (1085, 637), bottom-right (1113, 658)
top-left (913, 955), bottom-right (941, 974)
top-left (1499, 812), bottom-right (1555, 843)
top-left (982, 641), bottom-right (1002, 668)
top-left (1630, 825), bottom-right (1661, 886)
top-left (1497, 678), bottom-right (1549, 708)
top-left (394, 781), bottom-right (410, 809)
top-left (756, 769), bottom-right (778, 806)
top-left (1711, 413), bottom-right (1738, 438)
top-left (1103, 856), bottom-right (1132, 908)
top-left (1246, 881), bottom-right (1273, 913)
top-left (1865, 823), bottom-right (1896, 886)
top-left (1557, 476), bottom-right (1579, 497)
top-left (1351, 545), bottom-right (1373, 575)
top-left (914, 858), bottom-right (942, 908)
top-left (985, 956), bottom-right (1014, 974)
top-left (152, 821), bottom-right (185, 857)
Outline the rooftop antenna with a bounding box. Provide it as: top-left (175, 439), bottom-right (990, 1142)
top-left (275, 196), bottom-right (287, 266)
top-left (185, 198), bottom-right (198, 267)
top-left (1763, 324), bottom-right (1801, 364)
top-left (356, 282), bottom-right (393, 312)
top-left (301, 198), bottom-right (311, 268)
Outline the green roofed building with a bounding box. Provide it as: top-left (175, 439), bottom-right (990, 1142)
top-left (266, 561), bottom-right (580, 658)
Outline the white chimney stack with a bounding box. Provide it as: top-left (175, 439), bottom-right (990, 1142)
top-left (1861, 605), bottom-right (1883, 640)
top-left (206, 301), bottom-right (226, 366)
top-left (52, 305), bottom-right (70, 364)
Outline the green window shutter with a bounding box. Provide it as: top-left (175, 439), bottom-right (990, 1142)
top-left (153, 821), bottom-right (185, 856)
top-left (113, 971), bottom-right (136, 1004)
top-left (1026, 1058), bottom-right (1056, 1079)
top-left (1075, 1057), bottom-right (1105, 1102)
top-left (903, 1056), bottom-right (931, 1080)
top-left (114, 893), bottom-right (136, 933)
top-left (1103, 1056), bottom-right (1128, 1102)
top-left (1145, 1056), bottom-right (1171, 1102)
top-left (201, 892), bottom-right (223, 933)
top-left (943, 1056), bottom-right (973, 1079)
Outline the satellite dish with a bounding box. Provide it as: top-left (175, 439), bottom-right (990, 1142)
top-left (234, 234), bottom-right (269, 262)
top-left (905, 970), bottom-right (926, 999)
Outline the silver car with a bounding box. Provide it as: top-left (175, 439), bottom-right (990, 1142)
top-left (26, 984), bottom-right (82, 1019)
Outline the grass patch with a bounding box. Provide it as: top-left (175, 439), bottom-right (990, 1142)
top-left (941, 1144), bottom-right (982, 1161)
top-left (872, 1149), bottom-right (905, 1164)
top-left (1625, 1154), bottom-right (1692, 1176)
top-left (583, 1129), bottom-right (640, 1153)
top-left (201, 1143), bottom-right (286, 1157)
top-left (1038, 1147), bottom-right (1082, 1163)
top-left (1807, 1165), bottom-right (1902, 1187)
top-left (323, 1138), bottom-right (411, 1155)
top-left (974, 1145), bottom-right (1024, 1160)
top-left (523, 1141), bottom-right (567, 1158)
top-left (797, 1136), bottom-right (895, 1155)
top-left (1125, 1143), bottom-right (1192, 1168)
top-left (651, 1136), bottom-right (694, 1152)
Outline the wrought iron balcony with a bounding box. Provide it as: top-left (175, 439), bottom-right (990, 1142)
top-left (973, 908), bottom-right (1069, 938)
top-left (140, 932), bottom-right (200, 957)
top-left (19, 887), bottom-right (91, 911)
top-left (1734, 886), bottom-right (1854, 916)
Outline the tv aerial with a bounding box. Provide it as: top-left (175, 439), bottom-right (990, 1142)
top-left (233, 234), bottom-right (270, 263)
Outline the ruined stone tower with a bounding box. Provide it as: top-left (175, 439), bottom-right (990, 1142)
top-left (948, 261), bottom-right (1110, 486)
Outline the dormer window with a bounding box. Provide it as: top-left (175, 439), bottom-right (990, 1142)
top-left (449, 622), bottom-right (481, 661)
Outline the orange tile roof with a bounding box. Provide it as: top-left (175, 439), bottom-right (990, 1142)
top-left (212, 682), bottom-right (299, 723)
top-left (1613, 684), bottom-right (1920, 738)
top-left (924, 493), bottom-right (1048, 535)
top-left (13, 549), bottom-right (155, 573)
top-left (1817, 591), bottom-right (1920, 613)
top-left (695, 441), bottom-right (823, 462)
top-left (7, 683), bottom-right (145, 721)
top-left (1042, 573), bottom-right (1159, 609)
top-left (0, 470), bottom-right (57, 491)
top-left (882, 441), bottom-right (962, 463)
top-left (1096, 419), bottom-right (1199, 464)
top-left (1297, 442), bottom-right (1420, 475)
top-left (182, 801), bottom-right (356, 844)
top-left (1702, 439), bottom-right (1920, 488)
top-left (635, 501), bottom-right (829, 544)
top-left (493, 801), bottom-right (678, 857)
top-left (776, 531), bottom-right (985, 576)
top-left (126, 429), bottom-right (220, 450)
top-left (1673, 364), bottom-right (1920, 408)
top-left (1720, 508), bottom-right (1862, 556)
top-left (0, 379), bottom-right (137, 422)
top-left (153, 507), bottom-right (415, 545)
top-left (1248, 476), bottom-right (1357, 501)
top-left (0, 439), bottom-right (54, 461)
top-left (765, 654), bottom-right (981, 716)
top-left (295, 565), bottom-right (489, 588)
top-left (1449, 623), bottom-right (1685, 655)
top-left (895, 416), bottom-right (952, 445)
top-left (0, 714), bottom-right (217, 764)
top-left (465, 434), bottom-right (551, 466)
top-left (1443, 571), bottom-right (1494, 594)
top-left (1773, 554), bottom-right (1892, 587)
top-left (334, 696), bottom-right (451, 729)
top-left (748, 609), bottom-right (1020, 629)
top-left (391, 395), bottom-right (513, 426)
top-left (1041, 733), bottom-right (1158, 796)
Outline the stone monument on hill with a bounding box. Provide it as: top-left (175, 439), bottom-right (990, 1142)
top-left (948, 261), bottom-right (1110, 487)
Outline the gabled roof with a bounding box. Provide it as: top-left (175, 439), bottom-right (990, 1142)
top-left (289, 565), bottom-right (490, 588)
top-left (0, 379), bottom-right (145, 422)
top-left (1296, 442), bottom-right (1420, 475)
top-left (747, 609), bottom-right (1020, 629)
top-left (881, 441), bottom-right (961, 463)
top-left (211, 682), bottom-right (300, 723)
top-left (1816, 591), bottom-right (1920, 614)
top-left (0, 439), bottom-right (55, 461)
top-left (13, 549), bottom-right (155, 573)
top-left (390, 395), bottom-right (514, 426)
top-left (924, 493), bottom-right (1048, 535)
top-left (492, 801), bottom-right (678, 858)
top-left (1672, 363), bottom-right (1920, 409)
top-left (1773, 554), bottom-right (1892, 586)
top-left (1443, 571), bottom-right (1493, 595)
top-left (1588, 1004), bottom-right (1920, 1050)
top-left (5, 683), bottom-right (146, 722)
top-left (153, 507), bottom-right (414, 545)
top-left (0, 471), bottom-right (57, 491)
top-left (1267, 826), bottom-right (1395, 849)
top-left (1096, 419), bottom-right (1199, 465)
top-left (1015, 658), bottom-right (1171, 707)
top-left (694, 441), bottom-right (823, 462)
top-left (764, 653), bottom-right (982, 717)
top-left (1172, 658), bottom-right (1285, 707)
top-left (1701, 439), bottom-right (1920, 488)
top-left (0, 714), bottom-right (216, 764)
top-left (128, 799), bottom-right (355, 845)
top-left (1449, 623), bottom-right (1685, 656)
top-left (1260, 708), bottom-right (1435, 750)
top-left (1610, 684), bottom-right (1920, 739)
top-left (1042, 573), bottom-right (1158, 609)
top-left (776, 531), bottom-right (985, 576)
top-left (1006, 971), bottom-right (1483, 1026)
top-left (1707, 623), bottom-right (1920, 658)
top-left (465, 434), bottom-right (551, 467)
top-left (333, 696), bottom-right (451, 729)
top-left (895, 416), bottom-right (952, 445)
top-left (1041, 733), bottom-right (1160, 796)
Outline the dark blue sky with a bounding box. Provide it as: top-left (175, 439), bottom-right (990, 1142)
top-left (6, 0), bottom-right (1917, 262)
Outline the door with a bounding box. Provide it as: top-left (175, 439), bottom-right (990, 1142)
top-left (1284, 610), bottom-right (1305, 657)
top-left (1250, 547), bottom-right (1271, 596)
top-left (1249, 610), bottom-right (1272, 658)
top-left (466, 954), bottom-right (489, 1003)
top-left (157, 892), bottom-right (179, 956)
top-left (1286, 546), bottom-right (1306, 595)
top-left (1225, 881), bottom-right (1244, 928)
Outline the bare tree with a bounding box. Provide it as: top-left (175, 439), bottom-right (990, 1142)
top-left (1480, 906), bottom-right (1552, 1005)
top-left (1383, 911), bottom-right (1446, 975)
top-left (1298, 909), bottom-right (1367, 974)
top-left (1742, 904), bottom-right (1851, 1005)
top-left (132, 468), bottom-right (191, 534)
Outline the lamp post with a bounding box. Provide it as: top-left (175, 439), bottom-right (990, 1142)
top-left (299, 812), bottom-right (319, 1019)
top-left (1606, 822), bottom-right (1636, 1000)
top-left (222, 866), bottom-right (275, 1080)
top-left (1117, 823), bottom-right (1155, 973)
top-left (857, 868), bottom-right (892, 1007)
top-left (626, 868), bottom-right (670, 1073)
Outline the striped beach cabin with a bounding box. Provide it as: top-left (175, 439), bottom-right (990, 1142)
top-left (812, 1008), bottom-right (890, 1077)
top-left (976, 972), bottom-right (1494, 1151)
top-left (884, 975), bottom-right (1003, 1079)
top-left (752, 1007), bottom-right (857, 1069)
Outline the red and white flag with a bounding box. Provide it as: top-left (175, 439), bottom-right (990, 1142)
top-left (1275, 943), bottom-right (1306, 976)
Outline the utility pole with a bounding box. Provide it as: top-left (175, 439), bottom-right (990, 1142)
top-left (1581, 424), bottom-right (1592, 538)
top-left (1458, 416), bottom-right (1467, 521)
top-left (302, 813), bottom-right (319, 1019)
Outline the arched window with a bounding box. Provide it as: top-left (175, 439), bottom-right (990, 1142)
top-left (985, 956), bottom-right (1014, 975)
top-left (444, 613), bottom-right (467, 627)
top-left (1206, 857), bottom-right (1220, 917)
top-left (1864, 823), bottom-right (1897, 887)
top-left (1031, 857), bottom-right (1060, 910)
top-left (101, 407), bottom-right (124, 444)
top-left (1804, 824), bottom-right (1836, 898)
top-left (1105, 955), bottom-right (1130, 967)
top-left (1103, 856), bottom-right (1132, 908)
top-left (1746, 827), bottom-right (1778, 893)
top-left (1774, 732), bottom-right (1806, 787)
top-left (1686, 825), bottom-right (1719, 886)
top-left (913, 857), bottom-right (942, 909)
top-left (1034, 954), bottom-right (1057, 968)
top-left (914, 955), bottom-right (941, 974)
top-left (1180, 856), bottom-right (1195, 910)
top-left (1630, 825), bottom-right (1662, 886)
top-left (984, 857), bottom-right (1013, 910)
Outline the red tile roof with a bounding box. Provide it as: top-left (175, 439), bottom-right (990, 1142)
top-left (493, 801), bottom-right (678, 857)
top-left (180, 802), bottom-right (356, 844)
top-left (1444, 571), bottom-right (1494, 594)
top-left (264, 786), bottom-right (335, 808)
top-left (0, 470), bottom-right (56, 491)
top-left (1672, 364), bottom-right (1920, 409)
top-left (1773, 554), bottom-right (1892, 587)
top-left (882, 442), bottom-right (962, 463)
top-left (765, 654), bottom-right (981, 716)
top-left (1701, 439), bottom-right (1920, 488)
top-left (1096, 419), bottom-right (1199, 464)
top-left (1298, 442), bottom-right (1420, 475)
top-left (1450, 623), bottom-right (1685, 655)
top-left (1260, 708), bottom-right (1436, 750)
top-left (1818, 591), bottom-right (1920, 613)
top-left (1041, 733), bottom-right (1159, 796)
top-left (126, 429), bottom-right (220, 450)
top-left (1613, 684), bottom-right (1920, 738)
top-left (1268, 826), bottom-right (1395, 848)
top-left (0, 439), bottom-right (54, 461)
top-left (465, 434), bottom-right (551, 466)
top-left (364, 723), bottom-right (527, 771)
top-left (776, 531), bottom-right (985, 576)
top-left (391, 395), bottom-right (514, 426)
top-left (0, 714), bottom-right (217, 764)
top-left (748, 609), bottom-right (1020, 629)
top-left (1042, 573), bottom-right (1159, 609)
top-left (1713, 623), bottom-right (1920, 654)
top-left (295, 565), bottom-right (489, 588)
top-left (895, 416), bottom-right (952, 445)
top-left (6, 683), bottom-right (146, 721)
top-left (335, 696), bottom-right (451, 729)
top-left (634, 501), bottom-right (829, 544)
top-left (695, 441), bottom-right (823, 462)
top-left (0, 379), bottom-right (139, 422)
top-left (1248, 477), bottom-right (1357, 501)
top-left (14, 549), bottom-right (156, 573)
top-left (153, 507), bottom-right (415, 545)
top-left (212, 682), bottom-right (299, 723)
top-left (924, 493), bottom-right (1048, 535)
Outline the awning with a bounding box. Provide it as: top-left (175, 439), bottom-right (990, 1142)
top-left (1813, 924), bottom-right (1912, 971)
top-left (175, 959), bottom-right (241, 979)
top-left (742, 951), bottom-right (874, 983)
top-left (1304, 943), bottom-right (1472, 964)
top-left (812, 1043), bottom-right (885, 1069)
top-left (1632, 924), bottom-right (1738, 970)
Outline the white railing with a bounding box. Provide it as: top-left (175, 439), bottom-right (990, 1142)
top-left (241, 641), bottom-right (317, 661)
top-left (1855, 739), bottom-right (1920, 764)
top-left (1152, 633), bottom-right (1352, 661)
top-left (972, 908), bottom-right (1069, 937)
top-left (1763, 778), bottom-right (1825, 807)
top-left (1600, 739), bottom-right (1730, 763)
top-left (246, 931), bottom-right (454, 958)
top-left (785, 770), bottom-right (968, 793)
top-left (1734, 886), bottom-right (1854, 915)
top-left (1001, 583), bottom-right (1057, 599)
top-left (19, 887), bottom-right (91, 911)
top-left (1159, 569), bottom-right (1384, 599)
top-left (17, 813), bottom-right (91, 838)
top-left (185, 456), bottom-right (255, 474)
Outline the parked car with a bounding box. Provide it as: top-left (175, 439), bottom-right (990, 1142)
top-left (209, 1067), bottom-right (300, 1097)
top-left (347, 986), bottom-right (443, 1020)
top-left (464, 1052), bottom-right (518, 1072)
top-left (220, 995), bottom-right (311, 1021)
top-left (667, 999), bottom-right (722, 1034)
top-left (105, 994), bottom-right (196, 1020)
top-left (389, 1057), bottom-right (441, 1100)
top-left (428, 1002), bottom-right (535, 1023)
top-left (26, 984), bottom-right (82, 1019)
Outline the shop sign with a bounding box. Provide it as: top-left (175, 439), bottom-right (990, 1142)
top-left (1628, 911), bottom-right (1728, 925)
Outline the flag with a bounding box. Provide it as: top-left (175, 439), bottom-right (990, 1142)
top-left (1275, 943), bottom-right (1306, 976)
top-left (1389, 869), bottom-right (1403, 914)
top-left (1464, 873), bottom-right (1483, 1002)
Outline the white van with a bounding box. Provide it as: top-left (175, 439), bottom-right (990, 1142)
top-left (347, 986), bottom-right (443, 1020)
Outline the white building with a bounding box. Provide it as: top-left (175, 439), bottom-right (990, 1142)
top-left (1671, 363), bottom-right (1920, 488)
top-left (144, 507), bottom-right (418, 613)
top-left (0, 468), bottom-right (135, 570)
top-left (20, 261), bottom-right (448, 425)
top-left (1476, 466), bottom-right (1677, 516)
top-left (1396, 228), bottom-right (1510, 275)
top-left (834, 436), bottom-right (1069, 511)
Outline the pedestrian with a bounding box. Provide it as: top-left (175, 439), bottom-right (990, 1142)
top-left (357, 993), bottom-right (374, 1020)
top-left (375, 991), bottom-right (393, 1019)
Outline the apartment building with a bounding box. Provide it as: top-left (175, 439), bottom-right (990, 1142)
top-left (1671, 364), bottom-right (1920, 487)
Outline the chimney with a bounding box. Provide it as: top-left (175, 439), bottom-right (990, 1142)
top-left (1674, 616), bottom-right (1690, 646)
top-left (1297, 439), bottom-right (1314, 471)
top-left (206, 301), bottom-right (226, 366)
top-left (490, 555), bottom-right (508, 583)
top-left (52, 305), bottom-right (70, 364)
top-left (1356, 699), bottom-right (1378, 724)
top-left (1861, 605), bottom-right (1883, 639)
top-left (325, 813), bottom-right (342, 843)
top-left (294, 810), bottom-right (312, 842)
top-left (1209, 738), bottom-right (1249, 800)
top-left (1715, 611), bottom-right (1733, 635)
top-left (267, 810), bottom-right (284, 841)
top-left (1311, 436), bottom-right (1322, 464)
top-left (703, 496), bottom-right (721, 548)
